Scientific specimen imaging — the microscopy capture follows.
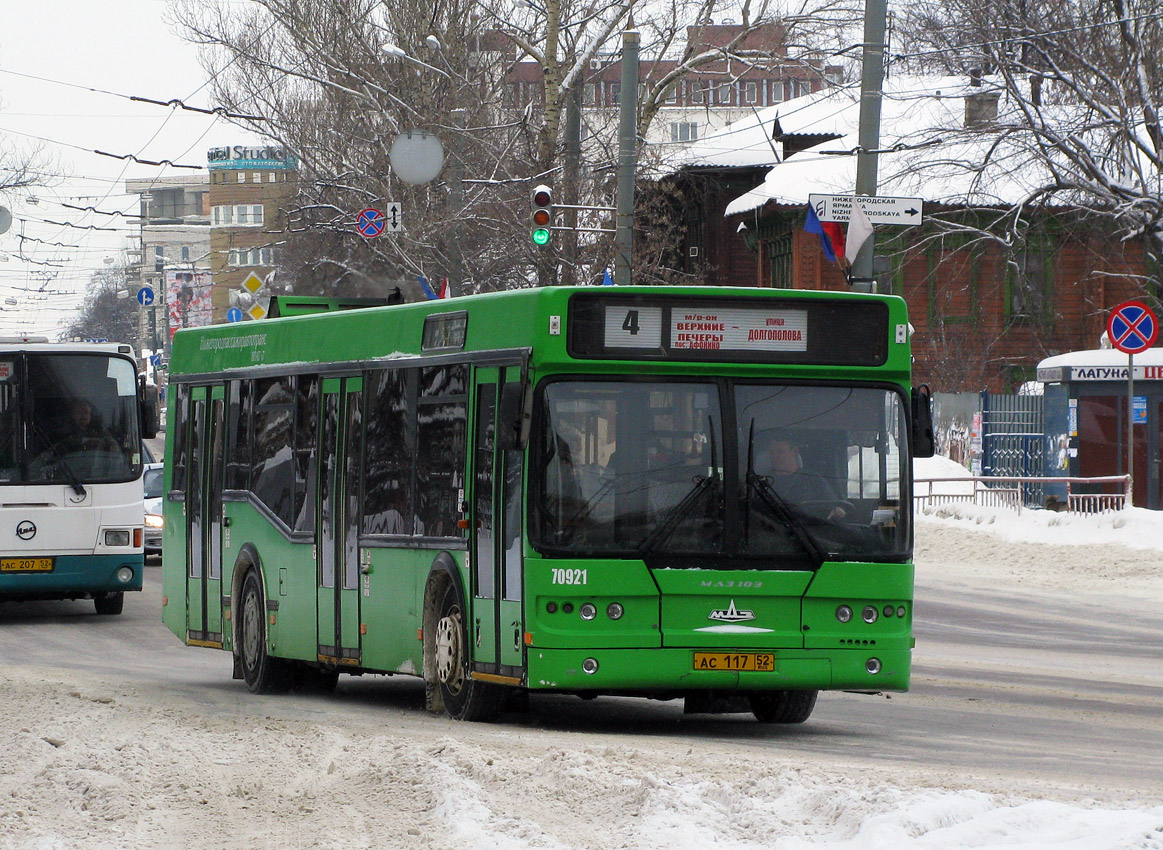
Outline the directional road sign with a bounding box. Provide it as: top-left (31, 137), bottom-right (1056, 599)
top-left (356, 207), bottom-right (386, 238)
top-left (1107, 300), bottom-right (1159, 355)
top-left (809, 194), bottom-right (924, 226)
top-left (136, 286), bottom-right (155, 307)
top-left (226, 307), bottom-right (244, 323)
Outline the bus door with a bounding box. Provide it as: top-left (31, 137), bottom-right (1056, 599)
top-left (471, 366), bottom-right (526, 680)
top-left (186, 385), bottom-right (226, 646)
top-left (316, 377), bottom-right (363, 666)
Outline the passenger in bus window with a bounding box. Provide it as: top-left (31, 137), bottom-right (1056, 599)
top-left (57, 399), bottom-right (118, 454)
top-left (754, 432), bottom-right (847, 520)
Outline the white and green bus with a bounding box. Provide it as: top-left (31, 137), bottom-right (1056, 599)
top-left (0, 338), bottom-right (157, 614)
top-left (162, 286), bottom-right (932, 722)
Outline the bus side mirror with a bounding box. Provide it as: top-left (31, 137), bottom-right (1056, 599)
top-left (911, 385), bottom-right (935, 459)
top-left (139, 377), bottom-right (159, 440)
top-left (498, 382), bottom-right (531, 451)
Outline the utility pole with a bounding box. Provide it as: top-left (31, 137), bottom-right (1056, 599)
top-left (850, 0), bottom-right (888, 293)
top-left (614, 29), bottom-right (640, 287)
top-left (447, 109), bottom-right (466, 297)
top-left (562, 83), bottom-right (582, 286)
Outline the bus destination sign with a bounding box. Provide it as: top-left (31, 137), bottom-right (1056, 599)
top-left (670, 306), bottom-right (807, 352)
top-left (570, 293), bottom-right (889, 366)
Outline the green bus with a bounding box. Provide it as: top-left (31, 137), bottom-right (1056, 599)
top-left (161, 286), bottom-right (932, 723)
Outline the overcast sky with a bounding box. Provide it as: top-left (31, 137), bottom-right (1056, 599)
top-left (0, 0), bottom-right (242, 337)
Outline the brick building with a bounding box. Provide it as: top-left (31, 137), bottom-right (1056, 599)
top-left (206, 144), bottom-right (298, 322)
top-left (668, 74), bottom-right (1161, 392)
top-left (497, 23), bottom-right (840, 150)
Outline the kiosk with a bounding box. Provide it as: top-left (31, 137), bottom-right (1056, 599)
top-left (1037, 348), bottom-right (1163, 510)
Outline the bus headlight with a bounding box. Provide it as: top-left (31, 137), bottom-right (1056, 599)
top-left (835, 605), bottom-right (853, 623)
top-left (866, 657), bottom-right (882, 675)
top-left (579, 603), bottom-right (597, 621)
top-left (862, 605), bottom-right (879, 624)
top-left (606, 602), bottom-right (624, 620)
top-left (581, 658), bottom-right (599, 674)
top-left (144, 514), bottom-right (164, 529)
top-left (116, 566), bottom-right (135, 584)
top-left (104, 530), bottom-right (131, 547)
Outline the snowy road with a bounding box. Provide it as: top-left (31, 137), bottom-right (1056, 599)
top-left (2, 515), bottom-right (1162, 848)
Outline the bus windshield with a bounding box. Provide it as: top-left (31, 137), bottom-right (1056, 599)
top-left (533, 379), bottom-right (909, 565)
top-left (0, 353), bottom-right (141, 485)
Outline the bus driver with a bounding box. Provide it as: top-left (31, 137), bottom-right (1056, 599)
top-left (754, 433), bottom-right (847, 520)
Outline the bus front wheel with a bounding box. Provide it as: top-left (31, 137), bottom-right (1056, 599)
top-left (433, 582), bottom-right (502, 722)
top-left (238, 570), bottom-right (293, 695)
top-left (749, 689), bottom-right (818, 723)
top-left (94, 591), bottom-right (123, 615)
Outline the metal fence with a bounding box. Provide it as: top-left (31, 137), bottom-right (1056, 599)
top-left (914, 475), bottom-right (1130, 515)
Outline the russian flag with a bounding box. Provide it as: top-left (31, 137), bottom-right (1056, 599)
top-left (438, 277), bottom-right (450, 299)
top-left (804, 205), bottom-right (845, 264)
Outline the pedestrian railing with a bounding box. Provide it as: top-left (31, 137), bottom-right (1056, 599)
top-left (914, 475), bottom-right (1130, 515)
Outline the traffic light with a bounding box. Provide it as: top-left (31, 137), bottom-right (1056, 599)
top-left (530, 184), bottom-right (553, 246)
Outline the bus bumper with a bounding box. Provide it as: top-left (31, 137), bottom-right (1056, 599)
top-left (525, 646), bottom-right (910, 693)
top-left (0, 554), bottom-right (144, 600)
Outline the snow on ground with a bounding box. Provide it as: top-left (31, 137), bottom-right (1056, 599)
top-left (914, 455), bottom-right (1163, 600)
top-left (3, 661), bottom-right (1163, 850)
top-left (2, 457), bottom-right (1162, 849)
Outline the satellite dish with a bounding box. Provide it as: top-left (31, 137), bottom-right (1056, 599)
top-left (0, 207), bottom-right (11, 235)
top-left (389, 131), bottom-right (445, 185)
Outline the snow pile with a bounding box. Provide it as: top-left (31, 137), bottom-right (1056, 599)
top-left (915, 454), bottom-right (1163, 553)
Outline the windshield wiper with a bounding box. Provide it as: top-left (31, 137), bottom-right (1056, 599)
top-left (31, 423), bottom-right (86, 497)
top-left (745, 472), bottom-right (824, 566)
top-left (636, 473), bottom-right (720, 556)
top-left (741, 419), bottom-right (821, 565)
top-left (637, 416), bottom-right (722, 556)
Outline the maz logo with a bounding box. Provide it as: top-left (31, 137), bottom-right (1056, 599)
top-left (16, 521), bottom-right (36, 541)
top-left (708, 600), bottom-right (755, 623)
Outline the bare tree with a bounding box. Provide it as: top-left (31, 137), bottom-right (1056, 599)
top-left (174, 0), bottom-right (844, 293)
top-left (895, 0), bottom-right (1163, 300)
top-left (62, 264), bottom-right (138, 345)
top-left (0, 139), bottom-right (55, 208)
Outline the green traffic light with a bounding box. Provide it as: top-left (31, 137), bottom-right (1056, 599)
top-left (532, 227), bottom-right (551, 245)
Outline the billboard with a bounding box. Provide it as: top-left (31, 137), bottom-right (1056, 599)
top-left (167, 270), bottom-right (213, 338)
top-left (207, 144), bottom-right (297, 171)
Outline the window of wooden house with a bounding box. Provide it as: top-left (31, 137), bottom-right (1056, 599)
top-left (1008, 242), bottom-right (1053, 323)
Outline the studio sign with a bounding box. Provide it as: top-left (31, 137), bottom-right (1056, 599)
top-left (208, 145), bottom-right (288, 162)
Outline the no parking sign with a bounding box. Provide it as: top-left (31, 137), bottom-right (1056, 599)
top-left (1107, 300), bottom-right (1158, 355)
top-left (1107, 300), bottom-right (1158, 505)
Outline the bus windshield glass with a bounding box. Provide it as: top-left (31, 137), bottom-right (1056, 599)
top-left (533, 379), bottom-right (909, 565)
top-left (0, 354), bottom-right (141, 485)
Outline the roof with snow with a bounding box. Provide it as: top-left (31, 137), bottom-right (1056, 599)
top-left (662, 73), bottom-right (1142, 218)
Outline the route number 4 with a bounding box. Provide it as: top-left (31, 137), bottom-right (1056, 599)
top-left (622, 310), bottom-right (641, 335)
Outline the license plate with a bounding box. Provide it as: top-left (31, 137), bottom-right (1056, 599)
top-left (1, 557), bottom-right (54, 572)
top-left (693, 652), bottom-right (775, 672)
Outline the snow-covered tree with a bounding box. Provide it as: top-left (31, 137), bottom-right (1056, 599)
top-left (896, 0), bottom-right (1163, 296)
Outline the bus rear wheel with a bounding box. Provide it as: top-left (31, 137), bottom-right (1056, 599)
top-left (94, 591), bottom-right (124, 615)
top-left (433, 582), bottom-right (501, 722)
top-left (749, 689), bottom-right (818, 723)
top-left (238, 570), bottom-right (292, 694)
